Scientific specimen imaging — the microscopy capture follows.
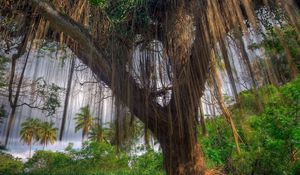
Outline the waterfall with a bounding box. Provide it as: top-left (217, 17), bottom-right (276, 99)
top-left (0, 43), bottom-right (113, 158)
top-left (0, 27), bottom-right (263, 159)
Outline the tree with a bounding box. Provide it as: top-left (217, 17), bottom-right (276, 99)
top-left (89, 123), bottom-right (104, 143)
top-left (2, 0), bottom-right (299, 174)
top-left (38, 121), bottom-right (58, 150)
top-left (75, 105), bottom-right (94, 143)
top-left (20, 118), bottom-right (41, 158)
top-left (199, 101), bottom-right (207, 136)
top-left (211, 51), bottom-right (241, 154)
top-left (0, 105), bottom-right (8, 126)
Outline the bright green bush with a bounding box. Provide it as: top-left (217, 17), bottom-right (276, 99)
top-left (199, 118), bottom-right (235, 169)
top-left (131, 150), bottom-right (164, 175)
top-left (0, 152), bottom-right (23, 175)
top-left (25, 142), bottom-right (130, 174)
top-left (22, 141), bottom-right (164, 175)
top-left (201, 77), bottom-right (300, 175)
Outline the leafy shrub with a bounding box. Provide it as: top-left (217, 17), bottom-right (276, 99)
top-left (201, 77), bottom-right (300, 175)
top-left (0, 152), bottom-right (23, 175)
top-left (131, 150), bottom-right (164, 175)
top-left (25, 142), bottom-right (129, 174)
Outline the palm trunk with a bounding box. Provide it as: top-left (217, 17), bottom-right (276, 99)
top-left (29, 141), bottom-right (32, 158)
top-left (82, 131), bottom-right (85, 145)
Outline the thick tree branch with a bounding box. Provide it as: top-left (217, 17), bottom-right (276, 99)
top-left (27, 0), bottom-right (168, 131)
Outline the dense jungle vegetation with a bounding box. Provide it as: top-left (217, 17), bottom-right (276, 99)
top-left (1, 0), bottom-right (300, 175)
top-left (0, 76), bottom-right (299, 174)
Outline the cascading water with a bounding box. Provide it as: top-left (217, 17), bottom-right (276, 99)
top-left (0, 43), bottom-right (113, 158)
top-left (0, 33), bottom-right (260, 159)
top-left (0, 1), bottom-right (293, 165)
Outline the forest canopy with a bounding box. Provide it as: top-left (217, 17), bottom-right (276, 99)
top-left (0, 0), bottom-right (300, 175)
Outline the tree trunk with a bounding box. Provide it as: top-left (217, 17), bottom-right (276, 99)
top-left (199, 102), bottom-right (208, 136)
top-left (211, 53), bottom-right (241, 154)
top-left (29, 141), bottom-right (32, 158)
top-left (275, 28), bottom-right (298, 79)
top-left (220, 39), bottom-right (240, 105)
top-left (234, 32), bottom-right (258, 88)
top-left (157, 118), bottom-right (206, 175)
top-left (4, 17), bottom-right (35, 147)
top-left (162, 143), bottom-right (205, 175)
top-left (233, 31), bottom-right (265, 112)
top-left (5, 45), bottom-right (31, 147)
top-left (4, 108), bottom-right (16, 147)
top-left (157, 2), bottom-right (210, 173)
top-left (59, 56), bottom-right (75, 140)
top-left (18, 1), bottom-right (212, 174)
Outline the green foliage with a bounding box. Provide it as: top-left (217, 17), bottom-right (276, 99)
top-left (25, 150), bottom-right (135, 174)
top-left (36, 78), bottom-right (63, 116)
top-left (89, 0), bottom-right (150, 38)
top-left (200, 77), bottom-right (300, 174)
top-left (90, 0), bottom-right (145, 22)
top-left (199, 118), bottom-right (235, 169)
top-left (25, 142), bottom-right (129, 174)
top-left (38, 121), bottom-right (58, 147)
top-left (0, 56), bottom-right (9, 87)
top-left (20, 118), bottom-right (42, 146)
top-left (89, 123), bottom-right (104, 142)
top-left (7, 141), bottom-right (164, 175)
top-left (25, 150), bottom-right (72, 174)
top-left (0, 105), bottom-right (8, 124)
top-left (74, 141), bottom-right (129, 171)
top-left (90, 0), bottom-right (107, 8)
top-left (251, 18), bottom-right (300, 82)
top-left (20, 118), bottom-right (58, 151)
top-left (239, 84), bottom-right (279, 113)
top-left (131, 150), bottom-right (164, 175)
top-left (0, 152), bottom-right (23, 175)
top-left (75, 105), bottom-right (94, 140)
top-left (104, 114), bottom-right (145, 153)
top-left (264, 25), bottom-right (300, 80)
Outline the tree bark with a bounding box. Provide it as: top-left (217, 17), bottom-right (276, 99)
top-left (20, 1), bottom-right (211, 174)
top-left (211, 54), bottom-right (241, 154)
top-left (29, 141), bottom-right (32, 158)
top-left (159, 128), bottom-right (206, 175)
top-left (59, 56), bottom-right (75, 140)
top-left (5, 42), bottom-right (32, 147)
top-left (199, 102), bottom-right (208, 136)
top-left (219, 39), bottom-right (240, 105)
top-left (233, 32), bottom-right (258, 88)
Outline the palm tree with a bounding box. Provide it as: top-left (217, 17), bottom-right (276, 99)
top-left (20, 118), bottom-right (41, 158)
top-left (89, 124), bottom-right (103, 142)
top-left (38, 121), bottom-right (58, 150)
top-left (74, 105), bottom-right (93, 143)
